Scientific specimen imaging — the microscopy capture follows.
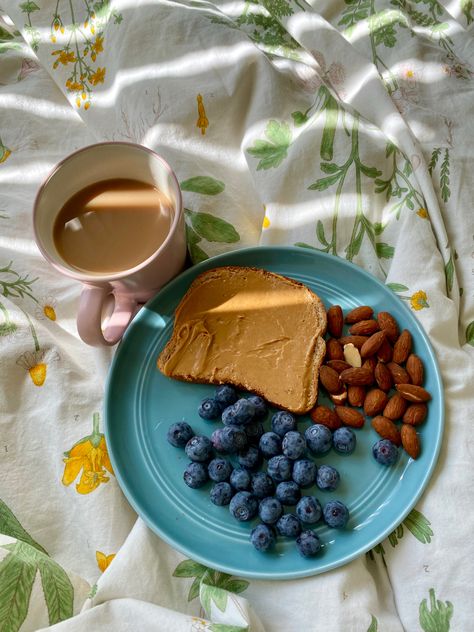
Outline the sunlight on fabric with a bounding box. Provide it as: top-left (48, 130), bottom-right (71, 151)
top-left (0, 93), bottom-right (80, 122)
top-left (0, 236), bottom-right (39, 255)
top-left (0, 161), bottom-right (56, 184)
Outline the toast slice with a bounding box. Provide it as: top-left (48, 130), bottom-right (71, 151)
top-left (157, 266), bottom-right (327, 414)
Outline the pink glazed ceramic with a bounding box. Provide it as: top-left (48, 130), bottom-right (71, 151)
top-left (33, 142), bottom-right (186, 346)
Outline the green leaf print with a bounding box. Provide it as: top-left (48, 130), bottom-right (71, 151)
top-left (186, 210), bottom-right (240, 243)
top-left (428, 147), bottom-right (441, 176)
top-left (376, 242), bottom-right (395, 259)
top-left (37, 555), bottom-right (74, 624)
top-left (320, 94), bottom-right (339, 161)
top-left (0, 545), bottom-right (37, 632)
top-left (462, 0), bottom-right (474, 25)
top-left (440, 149), bottom-right (450, 203)
top-left (261, 0), bottom-right (293, 19)
top-left (387, 283), bottom-right (409, 292)
top-left (291, 110), bottom-right (309, 126)
top-left (367, 614), bottom-right (378, 632)
top-left (173, 559), bottom-right (208, 579)
top-left (444, 251), bottom-right (454, 294)
top-left (173, 560), bottom-right (249, 605)
top-left (209, 625), bottom-right (248, 632)
top-left (0, 499), bottom-right (47, 555)
top-left (0, 301), bottom-right (17, 337)
top-left (419, 588), bottom-right (453, 632)
top-left (247, 120), bottom-right (292, 170)
top-left (403, 509), bottom-right (433, 544)
top-left (465, 321), bottom-right (474, 346)
top-left (20, 1), bottom-right (40, 12)
top-left (180, 176), bottom-right (225, 196)
top-left (200, 582), bottom-right (228, 614)
top-left (0, 262), bottom-right (38, 302)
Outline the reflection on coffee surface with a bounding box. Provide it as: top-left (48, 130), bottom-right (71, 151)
top-left (53, 178), bottom-right (171, 273)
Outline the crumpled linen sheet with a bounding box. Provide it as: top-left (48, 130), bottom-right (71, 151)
top-left (0, 1), bottom-right (473, 630)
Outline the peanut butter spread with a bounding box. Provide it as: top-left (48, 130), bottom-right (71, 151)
top-left (158, 267), bottom-right (327, 413)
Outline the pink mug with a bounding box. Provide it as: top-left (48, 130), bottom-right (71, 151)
top-left (33, 142), bottom-right (186, 346)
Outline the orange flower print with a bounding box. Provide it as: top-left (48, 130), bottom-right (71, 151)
top-left (0, 138), bottom-right (11, 164)
top-left (262, 215), bottom-right (271, 229)
top-left (410, 290), bottom-right (430, 311)
top-left (417, 208), bottom-right (429, 219)
top-left (91, 36), bottom-right (104, 56)
top-left (90, 67), bottom-right (106, 86)
top-left (196, 94), bottom-right (209, 135)
top-left (16, 348), bottom-right (59, 386)
top-left (62, 413), bottom-right (114, 495)
top-left (96, 551), bottom-right (116, 572)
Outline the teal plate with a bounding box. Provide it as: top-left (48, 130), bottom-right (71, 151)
top-left (105, 246), bottom-right (444, 579)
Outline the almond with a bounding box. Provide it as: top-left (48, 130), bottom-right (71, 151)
top-left (387, 362), bottom-right (411, 385)
top-left (343, 343), bottom-right (362, 368)
top-left (339, 335), bottom-right (369, 349)
top-left (377, 338), bottom-right (393, 363)
top-left (329, 389), bottom-right (348, 405)
top-left (334, 406), bottom-right (365, 428)
top-left (401, 424), bottom-right (420, 459)
top-left (406, 354), bottom-right (424, 386)
top-left (327, 305), bottom-right (344, 338)
top-left (361, 331), bottom-right (386, 358)
top-left (363, 388), bottom-right (389, 417)
top-left (403, 403), bottom-right (428, 426)
top-left (362, 357), bottom-right (377, 374)
top-left (345, 305), bottom-right (374, 324)
top-left (371, 416), bottom-right (401, 446)
top-left (374, 362), bottom-right (393, 391)
top-left (327, 359), bottom-right (352, 373)
top-left (326, 338), bottom-right (345, 361)
top-left (349, 319), bottom-right (380, 336)
top-left (377, 311), bottom-right (399, 343)
top-left (310, 405), bottom-right (342, 430)
top-left (319, 365), bottom-right (342, 394)
top-left (393, 329), bottom-right (412, 364)
top-left (347, 385), bottom-right (366, 407)
top-left (396, 383), bottom-right (431, 403)
top-left (383, 393), bottom-right (408, 420)
top-left (339, 367), bottom-right (374, 386)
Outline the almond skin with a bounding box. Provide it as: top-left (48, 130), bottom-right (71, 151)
top-left (361, 331), bottom-right (386, 358)
top-left (396, 384), bottom-right (431, 403)
top-left (339, 367), bottom-right (375, 386)
top-left (310, 405), bottom-right (342, 430)
top-left (406, 354), bottom-right (424, 386)
top-left (387, 362), bottom-right (411, 385)
top-left (377, 338), bottom-right (393, 363)
top-left (347, 385), bottom-right (366, 407)
top-left (327, 359), bottom-right (352, 373)
top-left (372, 416), bottom-right (401, 446)
top-left (345, 306), bottom-right (374, 324)
top-left (374, 362), bottom-right (393, 391)
top-left (403, 403), bottom-right (428, 426)
top-left (383, 393), bottom-right (408, 420)
top-left (334, 406), bottom-right (365, 428)
top-left (362, 357), bottom-right (377, 374)
top-left (339, 335), bottom-right (369, 349)
top-left (393, 329), bottom-right (412, 364)
top-left (319, 365), bottom-right (342, 394)
top-left (364, 389), bottom-right (389, 417)
top-left (326, 338), bottom-right (345, 361)
top-left (377, 311), bottom-right (399, 343)
top-left (327, 305), bottom-right (344, 338)
top-left (401, 424), bottom-right (420, 459)
top-left (349, 319), bottom-right (380, 336)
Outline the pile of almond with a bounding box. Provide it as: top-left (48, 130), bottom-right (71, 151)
top-left (311, 305), bottom-right (431, 460)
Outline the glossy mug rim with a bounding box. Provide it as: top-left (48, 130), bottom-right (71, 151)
top-left (32, 141), bottom-right (183, 283)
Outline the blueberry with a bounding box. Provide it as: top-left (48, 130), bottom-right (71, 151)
top-left (251, 472), bottom-right (275, 499)
top-left (230, 467), bottom-right (251, 491)
top-left (305, 424), bottom-right (332, 456)
top-left (183, 462), bottom-right (208, 488)
top-left (323, 500), bottom-right (349, 528)
top-left (167, 422), bottom-right (194, 448)
top-left (250, 524), bottom-right (276, 552)
top-left (238, 445), bottom-right (262, 470)
top-left (259, 432), bottom-right (282, 459)
top-left (276, 513), bottom-right (302, 537)
top-left (185, 435), bottom-right (213, 462)
top-left (271, 411), bottom-right (296, 437)
top-left (210, 482), bottom-right (233, 506)
top-left (210, 428), bottom-right (226, 453)
top-left (292, 459), bottom-right (317, 488)
top-left (220, 425), bottom-right (248, 453)
top-left (276, 481), bottom-right (301, 506)
top-left (316, 464), bottom-right (340, 492)
top-left (333, 427), bottom-right (356, 455)
top-left (245, 421), bottom-right (265, 445)
top-left (282, 431), bottom-right (307, 460)
top-left (229, 491), bottom-right (258, 521)
top-left (296, 496), bottom-right (322, 524)
top-left (267, 455), bottom-right (293, 482)
top-left (215, 384), bottom-right (238, 408)
top-left (372, 439), bottom-right (399, 466)
top-left (208, 458), bottom-right (233, 482)
top-left (198, 397), bottom-right (222, 420)
top-left (247, 395), bottom-right (268, 419)
top-left (258, 497), bottom-right (283, 524)
top-left (222, 398), bottom-right (255, 426)
top-left (296, 530), bottom-right (321, 557)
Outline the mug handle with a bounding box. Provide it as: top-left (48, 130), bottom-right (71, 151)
top-left (77, 286), bottom-right (138, 346)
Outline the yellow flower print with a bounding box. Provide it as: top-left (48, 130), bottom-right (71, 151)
top-left (191, 618), bottom-right (208, 632)
top-left (91, 36), bottom-right (104, 55)
top-left (410, 290), bottom-right (430, 311)
top-left (52, 49), bottom-right (77, 66)
top-left (96, 551), bottom-right (116, 572)
top-left (35, 296), bottom-right (57, 321)
top-left (0, 140), bottom-right (11, 164)
top-left (90, 67), bottom-right (106, 86)
top-left (262, 215), bottom-right (271, 229)
top-left (62, 413), bottom-right (114, 495)
top-left (16, 348), bottom-right (59, 386)
top-left (417, 207), bottom-right (429, 219)
top-left (196, 94), bottom-right (209, 135)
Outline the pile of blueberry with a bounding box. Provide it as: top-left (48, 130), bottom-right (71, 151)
top-left (166, 385), bottom-right (352, 558)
